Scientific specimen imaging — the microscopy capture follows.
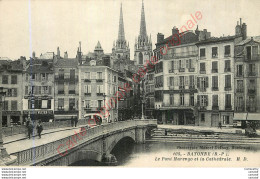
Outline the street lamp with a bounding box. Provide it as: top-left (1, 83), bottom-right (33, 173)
top-left (0, 87), bottom-right (16, 165)
top-left (103, 93), bottom-right (106, 123)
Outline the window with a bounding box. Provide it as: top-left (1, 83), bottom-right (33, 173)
top-left (84, 85), bottom-right (91, 94)
top-left (41, 100), bottom-right (48, 109)
top-left (31, 74), bottom-right (36, 80)
top-left (58, 98), bottom-right (64, 110)
top-left (212, 76), bottom-right (218, 90)
top-left (201, 95), bottom-right (208, 106)
top-left (237, 80), bottom-right (243, 92)
top-left (97, 85), bottom-right (103, 94)
top-left (200, 63), bottom-right (206, 73)
top-left (70, 69), bottom-right (75, 80)
top-left (197, 77), bottom-right (208, 90)
top-left (212, 95), bottom-right (218, 107)
top-left (188, 75), bottom-right (194, 88)
top-left (249, 79), bottom-right (255, 90)
top-left (225, 94), bottom-right (231, 108)
top-left (201, 113), bottom-right (205, 122)
top-left (42, 86), bottom-right (48, 94)
top-left (85, 100), bottom-right (91, 108)
top-left (236, 65), bottom-right (243, 76)
top-left (169, 77), bottom-right (174, 87)
top-left (248, 64), bottom-right (256, 76)
top-left (113, 76), bottom-right (117, 82)
top-left (212, 61), bottom-right (218, 73)
top-left (200, 48), bottom-right (205, 57)
top-left (180, 94), bottom-right (184, 105)
top-left (68, 82), bottom-right (75, 94)
top-left (11, 75), bottom-right (17, 84)
top-left (3, 101), bottom-right (8, 110)
top-left (69, 98), bottom-right (76, 110)
top-left (224, 60), bottom-right (231, 72)
top-left (212, 47), bottom-right (218, 58)
top-left (225, 75), bottom-right (231, 89)
top-left (59, 69), bottom-right (64, 80)
top-left (41, 73), bottom-right (46, 81)
top-left (170, 94), bottom-right (174, 105)
top-left (190, 94), bottom-right (194, 106)
top-left (58, 83), bottom-right (64, 94)
top-left (2, 75), bottom-right (8, 84)
top-left (236, 97), bottom-right (244, 110)
top-left (11, 101), bottom-right (17, 111)
top-left (97, 72), bottom-right (102, 79)
top-left (224, 45), bottom-right (231, 56)
top-left (223, 116), bottom-right (230, 125)
top-left (98, 100), bottom-right (103, 108)
top-left (179, 76), bottom-right (184, 89)
top-left (7, 88), bottom-right (17, 97)
top-left (246, 46), bottom-right (251, 60)
top-left (85, 72), bottom-right (90, 79)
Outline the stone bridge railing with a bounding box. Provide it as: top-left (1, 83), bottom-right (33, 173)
top-left (10, 119), bottom-right (157, 166)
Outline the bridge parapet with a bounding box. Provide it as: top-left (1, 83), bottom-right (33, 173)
top-left (9, 119), bottom-right (157, 166)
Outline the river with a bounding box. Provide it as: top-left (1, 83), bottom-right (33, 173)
top-left (71, 137), bottom-right (260, 167)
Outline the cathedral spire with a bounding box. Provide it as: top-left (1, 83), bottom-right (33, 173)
top-left (118, 3), bottom-right (125, 41)
top-left (140, 0), bottom-right (147, 37)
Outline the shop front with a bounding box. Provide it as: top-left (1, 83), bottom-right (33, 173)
top-left (23, 110), bottom-right (54, 122)
top-left (2, 111), bottom-right (22, 127)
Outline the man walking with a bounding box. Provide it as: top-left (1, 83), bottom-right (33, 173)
top-left (74, 116), bottom-right (78, 127)
top-left (27, 121), bottom-right (33, 139)
top-left (36, 120), bottom-right (43, 139)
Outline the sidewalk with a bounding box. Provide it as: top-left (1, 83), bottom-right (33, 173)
top-left (158, 124), bottom-right (260, 135)
top-left (3, 124), bottom-right (89, 145)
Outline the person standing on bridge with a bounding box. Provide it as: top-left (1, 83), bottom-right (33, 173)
top-left (70, 116), bottom-right (74, 127)
top-left (36, 120), bottom-right (43, 139)
top-left (27, 121), bottom-right (33, 139)
top-left (74, 116), bottom-right (78, 127)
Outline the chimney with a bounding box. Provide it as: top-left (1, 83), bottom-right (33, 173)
top-left (64, 51), bottom-right (68, 58)
top-left (235, 19), bottom-right (242, 36)
top-left (242, 23), bottom-right (247, 40)
top-left (172, 26), bottom-right (179, 35)
top-left (240, 18), bottom-right (242, 26)
top-left (32, 51), bottom-right (36, 59)
top-left (57, 47), bottom-right (60, 58)
top-left (157, 33), bottom-right (164, 43)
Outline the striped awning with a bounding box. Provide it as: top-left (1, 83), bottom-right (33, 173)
top-left (247, 113), bottom-right (260, 121)
top-left (234, 113), bottom-right (260, 121)
top-left (233, 113), bottom-right (247, 120)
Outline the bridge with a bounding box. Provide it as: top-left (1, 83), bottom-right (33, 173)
top-left (4, 119), bottom-right (157, 166)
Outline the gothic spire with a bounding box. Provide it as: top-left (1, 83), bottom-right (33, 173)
top-left (139, 0), bottom-right (147, 37)
top-left (118, 3), bottom-right (125, 41)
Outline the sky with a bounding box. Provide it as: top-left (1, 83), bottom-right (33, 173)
top-left (0, 0), bottom-right (260, 60)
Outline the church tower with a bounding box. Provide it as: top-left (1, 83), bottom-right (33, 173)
top-left (112, 3), bottom-right (130, 60)
top-left (134, 0), bottom-right (152, 67)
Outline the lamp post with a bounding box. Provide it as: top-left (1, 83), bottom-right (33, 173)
top-left (0, 87), bottom-right (16, 165)
top-left (103, 93), bottom-right (106, 123)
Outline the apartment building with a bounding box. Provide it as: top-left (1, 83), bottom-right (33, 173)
top-left (22, 58), bottom-right (55, 122)
top-left (196, 35), bottom-right (243, 127)
top-left (153, 26), bottom-right (210, 124)
top-left (0, 59), bottom-right (24, 126)
top-left (54, 57), bottom-right (79, 120)
top-left (234, 36), bottom-right (260, 126)
top-left (79, 60), bottom-right (119, 123)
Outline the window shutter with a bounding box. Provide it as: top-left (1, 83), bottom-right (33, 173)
top-left (46, 74), bottom-right (48, 81)
top-left (182, 59), bottom-right (185, 68)
top-left (84, 85), bottom-right (87, 93)
top-left (197, 95), bottom-right (200, 106)
top-left (168, 62), bottom-right (172, 71)
top-left (191, 59), bottom-right (194, 68)
top-left (100, 85), bottom-right (103, 93)
top-left (206, 95), bottom-right (208, 106)
top-left (172, 77), bottom-right (174, 86)
top-left (174, 61), bottom-right (177, 70)
top-left (38, 86), bottom-right (41, 94)
top-left (185, 76), bottom-right (189, 86)
top-left (89, 85), bottom-right (92, 93)
top-left (35, 86), bottom-right (38, 95)
top-left (49, 86), bottom-right (52, 94)
top-left (25, 86), bottom-right (28, 95)
top-left (167, 77), bottom-right (170, 86)
top-left (197, 77), bottom-right (200, 88)
top-left (186, 60), bottom-right (189, 68)
top-left (90, 100), bottom-right (93, 107)
top-left (206, 77), bottom-right (209, 88)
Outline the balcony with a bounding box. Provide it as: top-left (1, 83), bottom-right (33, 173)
top-left (199, 56), bottom-right (206, 60)
top-left (224, 54), bottom-right (231, 58)
top-left (212, 106), bottom-right (219, 110)
top-left (236, 73), bottom-right (243, 77)
top-left (248, 72), bottom-right (256, 77)
top-left (55, 75), bottom-right (78, 82)
top-left (224, 68), bottom-right (231, 72)
top-left (179, 86), bottom-right (185, 90)
top-left (84, 79), bottom-right (91, 82)
top-left (199, 88), bottom-right (206, 92)
top-left (200, 70), bottom-right (206, 74)
top-left (58, 91), bottom-right (64, 94)
top-left (84, 93), bottom-right (91, 96)
top-left (224, 87), bottom-right (232, 91)
top-left (211, 69), bottom-right (218, 73)
top-left (225, 105), bottom-right (232, 110)
top-left (164, 51), bottom-right (197, 59)
top-left (245, 54), bottom-right (260, 61)
top-left (96, 79), bottom-right (103, 82)
top-left (212, 54), bottom-right (218, 58)
top-left (189, 86), bottom-right (195, 89)
top-left (179, 68), bottom-right (185, 72)
top-left (96, 93), bottom-right (103, 96)
top-left (235, 106), bottom-right (245, 112)
top-left (168, 69), bottom-right (174, 73)
top-left (68, 90), bottom-right (75, 94)
top-left (248, 89), bottom-right (256, 94)
top-left (188, 68), bottom-right (195, 72)
top-left (198, 106), bottom-right (207, 111)
top-left (247, 107), bottom-right (256, 112)
top-left (236, 88), bottom-right (244, 93)
top-left (212, 87), bottom-right (219, 91)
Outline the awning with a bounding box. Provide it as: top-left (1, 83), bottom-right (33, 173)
top-left (233, 113), bottom-right (247, 120)
top-left (234, 113), bottom-right (260, 121)
top-left (247, 113), bottom-right (260, 121)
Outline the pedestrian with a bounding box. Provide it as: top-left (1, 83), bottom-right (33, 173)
top-left (70, 116), bottom-right (74, 127)
top-left (218, 122), bottom-right (222, 129)
top-left (74, 116), bottom-right (78, 127)
top-left (27, 121), bottom-right (33, 139)
top-left (36, 120), bottom-right (43, 139)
